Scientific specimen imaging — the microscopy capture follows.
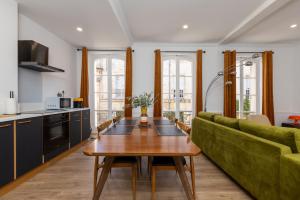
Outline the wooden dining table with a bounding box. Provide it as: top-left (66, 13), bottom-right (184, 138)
top-left (83, 118), bottom-right (201, 200)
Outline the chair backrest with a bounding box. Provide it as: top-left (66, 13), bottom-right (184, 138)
top-left (113, 115), bottom-right (122, 125)
top-left (97, 120), bottom-right (113, 134)
top-left (246, 114), bottom-right (272, 126)
top-left (176, 120), bottom-right (191, 135)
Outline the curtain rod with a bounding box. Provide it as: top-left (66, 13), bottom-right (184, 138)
top-left (160, 50), bottom-right (206, 53)
top-left (222, 51), bottom-right (274, 54)
top-left (77, 48), bottom-right (134, 52)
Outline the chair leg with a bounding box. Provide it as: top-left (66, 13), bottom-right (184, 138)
top-left (151, 167), bottom-right (156, 200)
top-left (93, 156), bottom-right (99, 193)
top-left (190, 156), bottom-right (196, 198)
top-left (137, 156), bottom-right (141, 178)
top-left (132, 164), bottom-right (137, 200)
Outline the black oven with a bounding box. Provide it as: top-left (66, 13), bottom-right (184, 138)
top-left (43, 113), bottom-right (69, 161)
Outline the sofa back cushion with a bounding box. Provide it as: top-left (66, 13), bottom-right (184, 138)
top-left (214, 115), bottom-right (240, 130)
top-left (239, 120), bottom-right (300, 153)
top-left (198, 112), bottom-right (220, 122)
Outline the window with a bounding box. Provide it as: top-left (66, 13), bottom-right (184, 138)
top-left (93, 54), bottom-right (125, 127)
top-left (162, 55), bottom-right (195, 124)
top-left (236, 54), bottom-right (262, 119)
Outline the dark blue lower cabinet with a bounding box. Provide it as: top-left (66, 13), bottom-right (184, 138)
top-left (0, 121), bottom-right (14, 187)
top-left (16, 117), bottom-right (43, 177)
top-left (82, 109), bottom-right (91, 140)
top-left (70, 111), bottom-right (81, 147)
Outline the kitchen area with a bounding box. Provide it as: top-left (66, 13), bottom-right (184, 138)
top-left (0, 2), bottom-right (92, 189)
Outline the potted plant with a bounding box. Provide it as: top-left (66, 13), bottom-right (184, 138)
top-left (127, 92), bottom-right (155, 125)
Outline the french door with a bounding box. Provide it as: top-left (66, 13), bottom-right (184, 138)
top-left (162, 55), bottom-right (195, 124)
top-left (92, 54), bottom-right (125, 127)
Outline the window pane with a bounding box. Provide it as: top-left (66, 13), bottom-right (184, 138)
top-left (243, 63), bottom-right (256, 78)
top-left (95, 111), bottom-right (108, 126)
top-left (112, 59), bottom-right (125, 75)
top-left (163, 76), bottom-right (176, 94)
top-left (236, 77), bottom-right (240, 95)
top-left (243, 79), bottom-right (256, 95)
top-left (95, 76), bottom-right (108, 93)
top-left (112, 100), bottom-right (124, 111)
top-left (163, 94), bottom-right (175, 111)
top-left (179, 60), bottom-right (192, 76)
top-left (180, 94), bottom-right (192, 111)
top-left (112, 93), bottom-right (124, 99)
top-left (179, 76), bottom-right (192, 93)
top-left (163, 59), bottom-right (176, 76)
top-left (112, 76), bottom-right (125, 94)
top-left (236, 66), bottom-right (240, 78)
top-left (95, 58), bottom-right (107, 76)
top-left (95, 93), bottom-right (108, 110)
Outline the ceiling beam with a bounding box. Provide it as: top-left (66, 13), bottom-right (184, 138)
top-left (108, 0), bottom-right (134, 44)
top-left (219, 0), bottom-right (293, 44)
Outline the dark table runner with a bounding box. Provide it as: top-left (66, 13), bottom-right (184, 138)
top-left (153, 119), bottom-right (175, 126)
top-left (156, 126), bottom-right (185, 136)
top-left (103, 125), bottom-right (135, 135)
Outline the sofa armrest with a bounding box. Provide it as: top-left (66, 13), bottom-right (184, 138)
top-left (280, 154), bottom-right (300, 200)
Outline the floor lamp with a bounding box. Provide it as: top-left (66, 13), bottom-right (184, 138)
top-left (204, 53), bottom-right (260, 112)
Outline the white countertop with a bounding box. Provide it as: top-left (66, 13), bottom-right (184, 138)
top-left (0, 108), bottom-right (90, 123)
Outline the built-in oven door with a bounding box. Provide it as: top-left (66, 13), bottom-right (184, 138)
top-left (43, 113), bottom-right (70, 154)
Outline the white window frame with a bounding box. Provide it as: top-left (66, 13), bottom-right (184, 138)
top-left (89, 52), bottom-right (126, 128)
top-left (236, 54), bottom-right (262, 118)
top-left (161, 53), bottom-right (196, 121)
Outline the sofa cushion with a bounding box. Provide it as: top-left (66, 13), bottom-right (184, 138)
top-left (198, 112), bottom-right (220, 122)
top-left (214, 115), bottom-right (240, 130)
top-left (239, 119), bottom-right (300, 153)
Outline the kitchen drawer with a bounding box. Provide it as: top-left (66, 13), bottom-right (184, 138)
top-left (70, 111), bottom-right (81, 120)
top-left (16, 117), bottom-right (43, 177)
top-left (0, 121), bottom-right (14, 187)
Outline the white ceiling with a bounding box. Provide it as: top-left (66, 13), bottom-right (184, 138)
top-left (120, 0), bottom-right (266, 43)
top-left (235, 0), bottom-right (300, 43)
top-left (15, 0), bottom-right (300, 48)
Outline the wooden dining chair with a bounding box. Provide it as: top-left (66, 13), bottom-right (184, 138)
top-left (94, 119), bottom-right (138, 200)
top-left (149, 120), bottom-right (195, 199)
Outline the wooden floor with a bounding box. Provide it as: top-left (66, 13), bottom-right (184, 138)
top-left (1, 146), bottom-right (253, 200)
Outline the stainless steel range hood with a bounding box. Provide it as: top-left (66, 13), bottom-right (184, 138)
top-left (18, 40), bottom-right (65, 72)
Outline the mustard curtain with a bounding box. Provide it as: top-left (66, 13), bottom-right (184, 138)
top-left (124, 47), bottom-right (133, 117)
top-left (196, 50), bottom-right (203, 116)
top-left (153, 49), bottom-right (162, 117)
top-left (262, 51), bottom-right (275, 125)
top-left (80, 47), bottom-right (89, 107)
top-left (223, 50), bottom-right (236, 118)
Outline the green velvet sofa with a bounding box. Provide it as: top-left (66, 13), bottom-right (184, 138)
top-left (191, 112), bottom-right (300, 200)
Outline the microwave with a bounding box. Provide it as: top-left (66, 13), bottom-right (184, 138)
top-left (46, 97), bottom-right (73, 110)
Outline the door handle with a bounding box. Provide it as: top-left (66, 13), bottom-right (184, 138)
top-left (0, 124), bottom-right (12, 128)
top-left (17, 120), bottom-right (32, 125)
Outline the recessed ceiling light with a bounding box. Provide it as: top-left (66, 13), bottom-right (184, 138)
top-left (76, 27), bottom-right (83, 32)
top-left (182, 24), bottom-right (189, 29)
top-left (290, 24), bottom-right (297, 29)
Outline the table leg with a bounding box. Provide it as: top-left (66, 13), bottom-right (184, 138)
top-left (93, 156), bottom-right (114, 200)
top-left (173, 156), bottom-right (194, 200)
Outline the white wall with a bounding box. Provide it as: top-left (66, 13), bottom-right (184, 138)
top-left (0, 0), bottom-right (18, 113)
top-left (131, 42), bottom-right (299, 125)
top-left (75, 42), bottom-right (299, 127)
top-left (18, 15), bottom-right (77, 111)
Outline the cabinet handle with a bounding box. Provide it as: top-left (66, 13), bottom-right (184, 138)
top-left (0, 124), bottom-right (12, 128)
top-left (75, 119), bottom-right (81, 122)
top-left (18, 120), bottom-right (32, 124)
